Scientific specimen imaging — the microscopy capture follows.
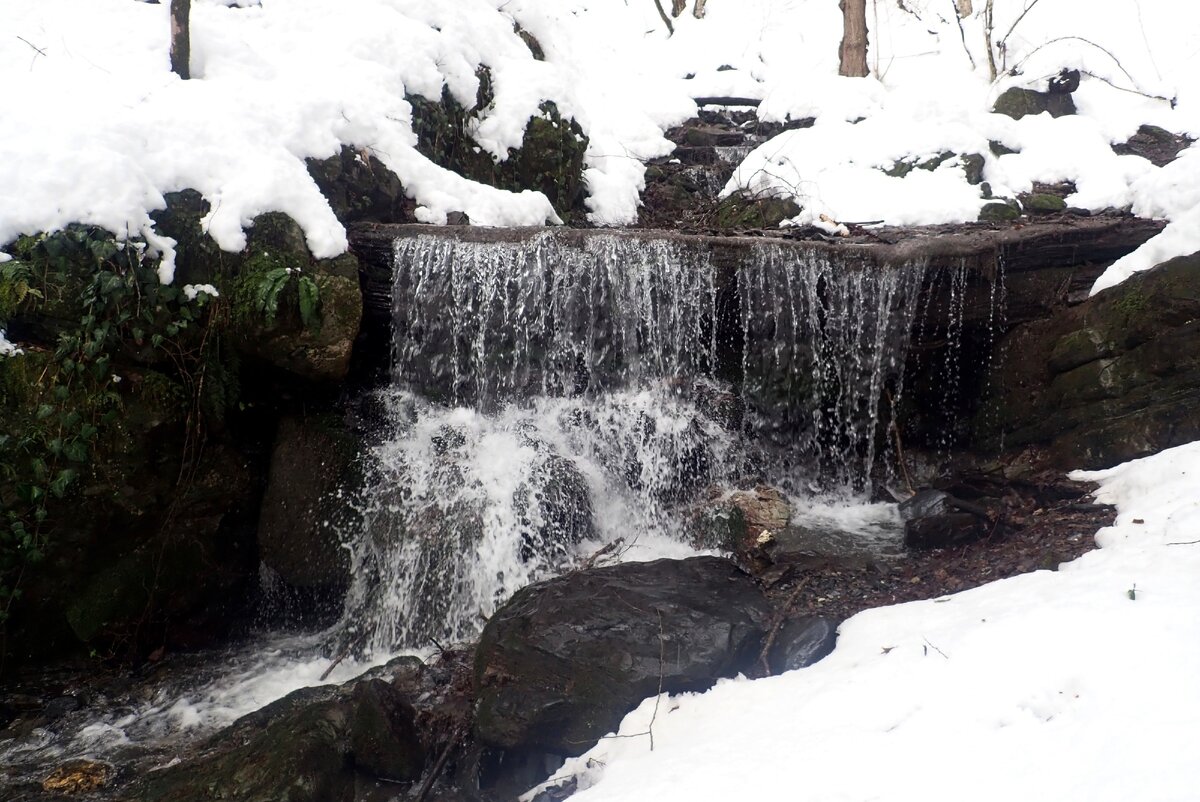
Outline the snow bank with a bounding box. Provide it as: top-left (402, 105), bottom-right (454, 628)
top-left (3, 0), bottom-right (1198, 290)
top-left (528, 440), bottom-right (1200, 802)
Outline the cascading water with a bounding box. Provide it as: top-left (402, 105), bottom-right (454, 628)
top-left (335, 232), bottom-right (928, 654)
top-left (739, 245), bottom-right (925, 491)
top-left (0, 230), bottom-right (943, 784)
top-left (336, 233), bottom-right (742, 653)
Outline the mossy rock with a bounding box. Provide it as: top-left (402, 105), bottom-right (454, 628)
top-left (231, 214), bottom-right (363, 383)
top-left (409, 79), bottom-right (589, 221)
top-left (885, 151), bottom-right (984, 185)
top-left (978, 201), bottom-right (1021, 222)
top-left (1024, 193), bottom-right (1067, 214)
top-left (712, 193), bottom-right (800, 229)
top-left (992, 87), bottom-right (1076, 120)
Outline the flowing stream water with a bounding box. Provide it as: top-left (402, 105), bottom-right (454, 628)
top-left (1, 230), bottom-right (939, 781)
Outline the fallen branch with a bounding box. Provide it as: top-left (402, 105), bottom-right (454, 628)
top-left (757, 577), bottom-right (811, 676)
top-left (414, 723), bottom-right (466, 802)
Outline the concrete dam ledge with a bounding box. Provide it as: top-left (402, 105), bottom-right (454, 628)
top-left (349, 214), bottom-right (1164, 276)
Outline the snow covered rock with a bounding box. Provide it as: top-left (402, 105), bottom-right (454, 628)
top-left (472, 556), bottom-right (771, 760)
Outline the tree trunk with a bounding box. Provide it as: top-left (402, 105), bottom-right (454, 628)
top-left (838, 0), bottom-right (868, 78)
top-left (170, 0), bottom-right (191, 80)
top-left (672, 0), bottom-right (687, 17)
top-left (693, 0), bottom-right (708, 19)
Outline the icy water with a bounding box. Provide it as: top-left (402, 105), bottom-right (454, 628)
top-left (2, 230), bottom-right (934, 782)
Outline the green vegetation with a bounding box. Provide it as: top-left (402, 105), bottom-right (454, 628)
top-left (0, 226), bottom-right (221, 625)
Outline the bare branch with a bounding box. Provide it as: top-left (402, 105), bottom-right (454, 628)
top-left (653, 0), bottom-right (675, 36)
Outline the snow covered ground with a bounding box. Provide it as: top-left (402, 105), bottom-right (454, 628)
top-left (2, 1), bottom-right (1197, 289)
top-left (528, 439), bottom-right (1200, 802)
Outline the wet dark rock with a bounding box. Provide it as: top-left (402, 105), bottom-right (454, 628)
top-left (515, 453), bottom-right (597, 562)
top-left (473, 556), bottom-right (771, 758)
top-left (306, 145), bottom-right (411, 225)
top-left (140, 675), bottom-right (424, 802)
top-left (901, 489), bottom-right (991, 550)
top-left (42, 695), bottom-right (82, 719)
top-left (1112, 124), bottom-right (1193, 167)
top-left (257, 414), bottom-right (358, 590)
top-left (767, 616), bottom-right (839, 674)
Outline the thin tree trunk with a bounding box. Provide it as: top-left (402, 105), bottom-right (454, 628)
top-left (170, 0), bottom-right (191, 80)
top-left (838, 0), bottom-right (869, 77)
top-left (693, 0), bottom-right (708, 18)
top-left (672, 0), bottom-right (687, 17)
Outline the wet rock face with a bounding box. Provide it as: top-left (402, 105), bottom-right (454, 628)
top-left (976, 251), bottom-right (1200, 468)
top-left (140, 674), bottom-right (425, 802)
top-left (257, 414), bottom-right (358, 590)
top-left (473, 556), bottom-right (771, 758)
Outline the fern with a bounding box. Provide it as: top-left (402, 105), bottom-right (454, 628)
top-left (254, 267), bottom-right (292, 326)
top-left (297, 274), bottom-right (321, 329)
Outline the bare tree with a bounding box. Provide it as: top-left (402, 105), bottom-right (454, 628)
top-left (839, 0), bottom-right (869, 77)
top-left (170, 0), bottom-right (190, 79)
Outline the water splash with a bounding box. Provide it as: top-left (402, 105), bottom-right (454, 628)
top-left (336, 386), bottom-right (738, 654)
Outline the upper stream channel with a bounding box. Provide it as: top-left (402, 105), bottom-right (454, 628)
top-left (2, 227), bottom-right (997, 787)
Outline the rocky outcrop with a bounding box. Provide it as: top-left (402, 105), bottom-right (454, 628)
top-left (975, 251), bottom-right (1200, 468)
top-left (473, 556), bottom-right (771, 758)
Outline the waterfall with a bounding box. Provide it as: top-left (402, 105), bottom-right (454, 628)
top-left (337, 232), bottom-right (927, 653)
top-left (739, 245), bottom-right (925, 491)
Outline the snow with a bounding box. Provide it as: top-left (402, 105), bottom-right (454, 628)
top-left (2, 0), bottom-right (1199, 293)
top-left (0, 330), bottom-right (23, 358)
top-left (527, 439), bottom-right (1200, 802)
top-left (181, 283), bottom-right (220, 301)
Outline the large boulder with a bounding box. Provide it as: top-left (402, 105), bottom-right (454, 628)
top-left (473, 556), bottom-right (772, 758)
top-left (975, 251), bottom-right (1200, 468)
top-left (140, 672), bottom-right (425, 802)
top-left (257, 414), bottom-right (358, 589)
